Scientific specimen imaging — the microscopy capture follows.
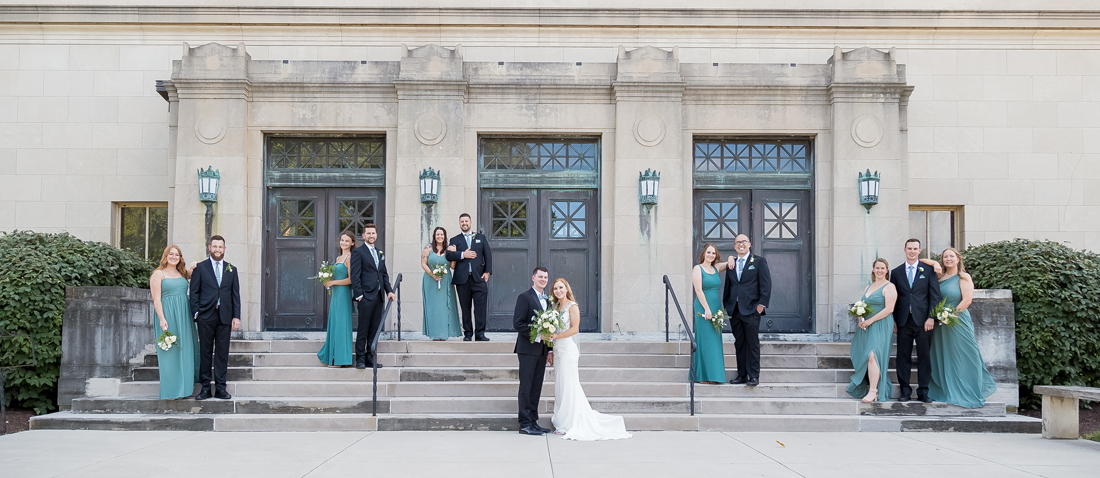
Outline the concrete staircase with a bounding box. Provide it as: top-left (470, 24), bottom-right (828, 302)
top-left (32, 338), bottom-right (1040, 433)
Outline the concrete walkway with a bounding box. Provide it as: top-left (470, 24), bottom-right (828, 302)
top-left (2, 430), bottom-right (1097, 478)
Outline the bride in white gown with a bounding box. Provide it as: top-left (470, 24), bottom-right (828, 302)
top-left (547, 278), bottom-right (632, 441)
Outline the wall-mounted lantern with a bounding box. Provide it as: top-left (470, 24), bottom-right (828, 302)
top-left (858, 169), bottom-right (880, 214)
top-left (639, 169), bottom-right (660, 210)
top-left (198, 166), bottom-right (220, 241)
top-left (420, 168), bottom-right (440, 204)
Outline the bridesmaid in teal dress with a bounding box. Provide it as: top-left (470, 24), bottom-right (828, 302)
top-left (928, 248), bottom-right (997, 408)
top-left (150, 245), bottom-right (199, 400)
top-left (846, 258), bottom-right (897, 403)
top-left (317, 232), bottom-right (355, 367)
top-left (691, 243), bottom-right (734, 383)
top-left (421, 227), bottom-right (462, 340)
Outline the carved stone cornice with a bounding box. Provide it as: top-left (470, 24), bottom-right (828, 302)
top-left (611, 82), bottom-right (685, 102)
top-left (249, 82), bottom-right (397, 103)
top-left (466, 83), bottom-right (612, 105)
top-left (393, 80), bottom-right (467, 101)
top-left (826, 83), bottom-right (914, 104)
top-left (171, 78), bottom-right (252, 101)
top-left (684, 85), bottom-right (831, 106)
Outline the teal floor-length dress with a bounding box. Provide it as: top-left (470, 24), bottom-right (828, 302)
top-left (155, 276), bottom-right (198, 400)
top-left (929, 275), bottom-right (997, 408)
top-left (317, 262), bottom-right (354, 366)
top-left (691, 266), bottom-right (727, 382)
top-left (422, 251), bottom-right (462, 340)
top-left (846, 284), bottom-right (894, 402)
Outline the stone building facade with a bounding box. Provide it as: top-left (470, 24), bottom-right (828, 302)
top-left (2, 2), bottom-right (1098, 336)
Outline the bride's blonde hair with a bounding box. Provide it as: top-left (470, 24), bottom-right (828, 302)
top-left (551, 278), bottom-right (576, 304)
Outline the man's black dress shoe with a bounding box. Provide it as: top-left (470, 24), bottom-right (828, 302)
top-left (918, 396), bottom-right (934, 403)
top-left (729, 377), bottom-right (748, 385)
top-left (518, 425), bottom-right (544, 436)
top-left (214, 390), bottom-right (232, 400)
top-left (463, 337), bottom-right (472, 342)
top-left (746, 378), bottom-right (759, 387)
top-left (537, 425), bottom-right (552, 434)
top-left (194, 390), bottom-right (212, 401)
top-left (898, 396), bottom-right (910, 402)
top-left (475, 336), bottom-right (490, 342)
top-left (355, 356), bottom-right (367, 370)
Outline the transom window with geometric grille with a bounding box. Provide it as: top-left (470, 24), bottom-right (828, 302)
top-left (268, 138), bottom-right (384, 170)
top-left (338, 198), bottom-right (376, 237)
top-left (550, 201), bottom-right (586, 238)
top-left (694, 140), bottom-right (811, 173)
top-left (491, 201), bottom-right (528, 238)
top-left (279, 199), bottom-right (316, 237)
top-left (481, 138), bottom-right (597, 171)
top-left (702, 201), bottom-right (740, 240)
top-left (763, 202), bottom-right (799, 239)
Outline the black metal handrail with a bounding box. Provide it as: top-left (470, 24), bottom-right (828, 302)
top-left (662, 275), bottom-right (696, 416)
top-left (1, 332), bottom-right (38, 435)
top-left (371, 273), bottom-right (402, 416)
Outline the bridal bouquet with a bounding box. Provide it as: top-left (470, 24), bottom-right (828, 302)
top-left (932, 298), bottom-right (960, 327)
top-left (308, 261), bottom-right (336, 295)
top-left (848, 300), bottom-right (875, 322)
top-left (156, 330), bottom-right (178, 351)
top-left (430, 264), bottom-right (448, 290)
top-left (529, 307), bottom-right (564, 348)
top-left (697, 309), bottom-right (728, 332)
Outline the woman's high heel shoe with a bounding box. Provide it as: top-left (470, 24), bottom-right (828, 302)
top-left (861, 389), bottom-right (879, 403)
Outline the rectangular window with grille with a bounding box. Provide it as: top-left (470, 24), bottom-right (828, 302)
top-left (117, 203), bottom-right (168, 260)
top-left (909, 206), bottom-right (963, 259)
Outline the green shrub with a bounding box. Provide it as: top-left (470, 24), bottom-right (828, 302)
top-left (964, 239), bottom-right (1100, 409)
top-left (0, 231), bottom-right (155, 414)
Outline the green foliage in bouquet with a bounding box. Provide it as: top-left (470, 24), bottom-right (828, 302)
top-left (965, 239), bottom-right (1100, 409)
top-left (0, 231), bottom-right (155, 414)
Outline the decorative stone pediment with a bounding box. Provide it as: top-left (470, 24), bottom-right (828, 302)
top-left (399, 44), bottom-right (464, 81)
top-left (828, 46), bottom-right (902, 84)
top-left (175, 42), bottom-right (249, 81)
top-left (616, 45), bottom-right (681, 83)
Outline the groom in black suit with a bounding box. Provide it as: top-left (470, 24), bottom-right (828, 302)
top-left (350, 223), bottom-right (395, 369)
top-left (446, 213), bottom-right (493, 341)
top-left (189, 235), bottom-right (241, 400)
top-left (513, 266), bottom-right (552, 436)
top-left (723, 234), bottom-right (771, 387)
top-left (889, 238), bottom-right (942, 403)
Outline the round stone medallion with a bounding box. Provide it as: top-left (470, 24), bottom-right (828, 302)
top-left (414, 113), bottom-right (447, 146)
top-left (850, 114), bottom-right (884, 148)
top-left (633, 114), bottom-right (665, 147)
top-left (194, 117), bottom-right (227, 145)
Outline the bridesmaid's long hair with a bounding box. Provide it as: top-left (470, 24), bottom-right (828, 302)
top-left (431, 227), bottom-right (448, 255)
top-left (339, 231), bottom-right (358, 254)
top-left (157, 245), bottom-right (190, 280)
top-left (871, 258), bottom-right (890, 281)
top-left (941, 247), bottom-right (968, 280)
top-left (551, 278), bottom-right (576, 305)
top-left (697, 242), bottom-right (720, 266)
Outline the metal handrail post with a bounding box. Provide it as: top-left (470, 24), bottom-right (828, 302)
top-left (371, 274), bottom-right (402, 417)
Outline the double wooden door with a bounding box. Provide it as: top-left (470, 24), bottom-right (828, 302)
top-left (263, 187), bottom-right (384, 331)
top-left (693, 189), bottom-right (812, 332)
top-left (480, 189), bottom-right (599, 332)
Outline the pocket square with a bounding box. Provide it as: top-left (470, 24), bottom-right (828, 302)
top-left (475, 239), bottom-right (481, 243)
top-left (747, 265), bottom-right (756, 270)
top-left (918, 275), bottom-right (925, 279)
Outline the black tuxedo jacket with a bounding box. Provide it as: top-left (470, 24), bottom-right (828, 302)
top-left (446, 232), bottom-right (493, 285)
top-left (513, 288), bottom-right (550, 356)
top-left (722, 254), bottom-right (772, 316)
top-left (889, 261), bottom-right (942, 327)
top-left (350, 244), bottom-right (393, 299)
top-left (189, 258), bottom-right (241, 324)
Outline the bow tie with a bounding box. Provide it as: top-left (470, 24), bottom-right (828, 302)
top-left (538, 293), bottom-right (547, 300)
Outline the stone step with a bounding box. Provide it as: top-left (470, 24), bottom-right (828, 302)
top-left (227, 339), bottom-right (857, 356)
top-left (31, 411), bottom-right (1040, 433)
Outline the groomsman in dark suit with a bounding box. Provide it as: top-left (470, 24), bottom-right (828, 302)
top-left (889, 238), bottom-right (942, 403)
top-left (350, 223), bottom-right (395, 369)
top-left (513, 266), bottom-right (552, 435)
top-left (446, 213), bottom-right (493, 341)
top-left (189, 235), bottom-right (241, 400)
top-left (722, 234), bottom-right (771, 387)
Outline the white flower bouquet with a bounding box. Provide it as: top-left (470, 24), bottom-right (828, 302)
top-left (157, 330), bottom-right (178, 351)
top-left (529, 307), bottom-right (565, 348)
top-left (932, 298), bottom-right (960, 327)
top-left (848, 300), bottom-right (875, 323)
top-left (697, 309), bottom-right (728, 332)
top-left (308, 261), bottom-right (336, 295)
top-left (430, 264), bottom-right (448, 290)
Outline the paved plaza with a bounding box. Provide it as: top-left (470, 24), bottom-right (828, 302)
top-left (1, 430), bottom-right (1097, 478)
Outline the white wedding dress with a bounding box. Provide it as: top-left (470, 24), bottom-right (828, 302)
top-left (551, 301), bottom-right (632, 441)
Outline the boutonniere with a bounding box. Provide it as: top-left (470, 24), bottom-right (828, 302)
top-left (918, 266), bottom-right (924, 273)
top-left (224, 263), bottom-right (234, 273)
top-left (749, 256), bottom-right (755, 265)
top-left (378, 251), bottom-right (385, 261)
